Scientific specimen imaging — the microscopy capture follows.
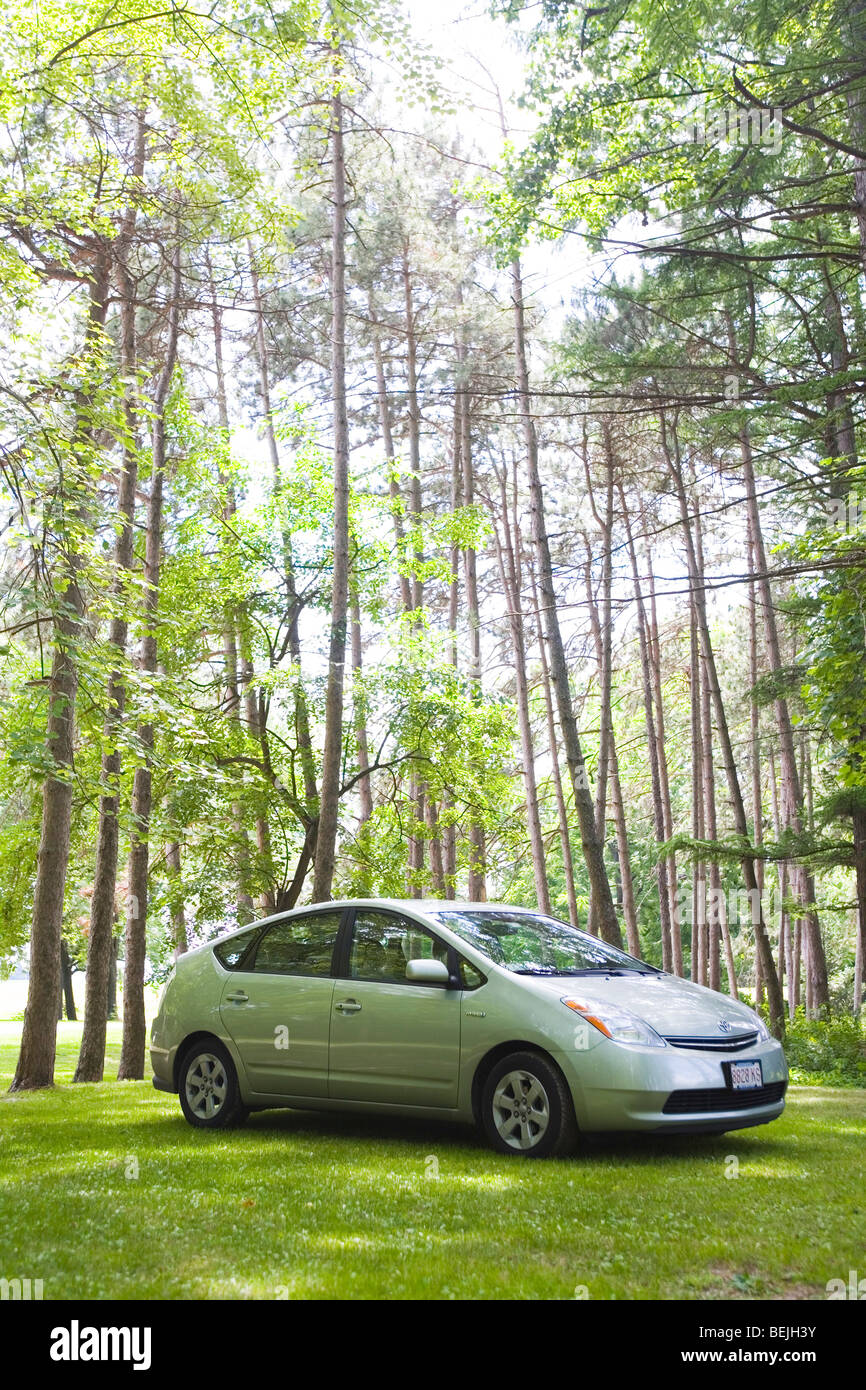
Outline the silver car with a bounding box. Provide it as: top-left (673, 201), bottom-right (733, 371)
top-left (150, 900), bottom-right (788, 1157)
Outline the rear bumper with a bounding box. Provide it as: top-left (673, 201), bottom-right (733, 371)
top-left (151, 1075), bottom-right (175, 1094)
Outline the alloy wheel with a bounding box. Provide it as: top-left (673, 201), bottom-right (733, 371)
top-left (491, 1068), bottom-right (550, 1151)
top-left (184, 1052), bottom-right (228, 1121)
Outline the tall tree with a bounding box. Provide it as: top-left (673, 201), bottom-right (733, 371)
top-left (512, 259), bottom-right (621, 946)
top-left (10, 251), bottom-right (111, 1091)
top-left (114, 233), bottom-right (182, 1083)
top-left (312, 51), bottom-right (350, 903)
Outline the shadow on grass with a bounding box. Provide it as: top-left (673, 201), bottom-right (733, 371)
top-left (199, 1103), bottom-right (795, 1166)
top-left (1, 1073), bottom-right (815, 1177)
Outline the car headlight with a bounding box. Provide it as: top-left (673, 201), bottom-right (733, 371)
top-left (561, 997), bottom-right (667, 1047)
top-left (751, 1012), bottom-right (770, 1042)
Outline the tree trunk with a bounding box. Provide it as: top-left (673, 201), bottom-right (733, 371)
top-left (402, 245), bottom-right (425, 616)
top-left (492, 466), bottom-right (550, 913)
top-left (224, 621), bottom-right (255, 922)
top-left (621, 485), bottom-right (675, 971)
top-left (426, 799), bottom-right (447, 897)
top-left (593, 426), bottom-right (615, 837)
top-left (248, 252), bottom-right (319, 841)
top-left (369, 296), bottom-right (413, 615)
top-left (312, 75), bottom-right (350, 903)
top-left (441, 381), bottom-right (462, 891)
top-left (447, 386), bottom-right (462, 668)
top-left (843, 1), bottom-right (866, 281)
top-left (212, 264), bottom-right (255, 921)
top-left (659, 411), bottom-right (785, 1035)
top-left (10, 253), bottom-right (112, 1093)
top-left (583, 543), bottom-right (639, 954)
top-left (165, 840), bottom-right (188, 956)
top-left (60, 939), bottom-right (76, 1022)
top-left (116, 236), bottom-right (182, 1081)
top-left (527, 546), bottom-right (580, 927)
top-left (350, 590), bottom-right (374, 830)
top-left (738, 415), bottom-right (829, 1012)
top-left (855, 903), bottom-right (863, 1015)
top-left (75, 118), bottom-right (146, 1082)
top-left (238, 640), bottom-right (276, 915)
top-left (690, 597), bottom-right (706, 984)
top-left (853, 808), bottom-right (866, 1013)
top-left (107, 934), bottom-right (118, 1022)
top-left (645, 542), bottom-right (682, 974)
top-left (768, 750), bottom-right (789, 1007)
top-left (692, 507), bottom-right (721, 989)
top-left (699, 612), bottom-right (728, 995)
top-left (458, 310), bottom-right (486, 902)
top-left (512, 258), bottom-right (620, 945)
top-left (818, 270), bottom-right (866, 996)
top-left (407, 775), bottom-right (426, 897)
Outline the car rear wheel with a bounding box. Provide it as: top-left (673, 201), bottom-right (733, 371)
top-left (178, 1041), bottom-right (248, 1129)
top-left (480, 1051), bottom-right (577, 1158)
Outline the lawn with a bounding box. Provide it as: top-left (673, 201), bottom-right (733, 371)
top-left (0, 1021), bottom-right (864, 1300)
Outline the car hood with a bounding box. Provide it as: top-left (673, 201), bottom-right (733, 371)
top-left (518, 971), bottom-right (762, 1039)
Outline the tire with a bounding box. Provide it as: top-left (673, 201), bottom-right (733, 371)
top-left (178, 1040), bottom-right (249, 1129)
top-left (480, 1050), bottom-right (578, 1158)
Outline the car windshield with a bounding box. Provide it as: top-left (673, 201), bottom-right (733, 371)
top-left (430, 909), bottom-right (659, 976)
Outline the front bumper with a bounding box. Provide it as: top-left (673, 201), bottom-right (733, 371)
top-left (561, 1036), bottom-right (788, 1134)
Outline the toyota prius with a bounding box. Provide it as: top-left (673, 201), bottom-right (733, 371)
top-left (150, 899), bottom-right (788, 1157)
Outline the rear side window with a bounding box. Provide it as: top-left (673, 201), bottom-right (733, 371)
top-left (250, 911), bottom-right (343, 977)
top-left (213, 925), bottom-right (262, 970)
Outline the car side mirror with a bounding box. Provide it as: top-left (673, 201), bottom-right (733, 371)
top-left (405, 958), bottom-right (450, 985)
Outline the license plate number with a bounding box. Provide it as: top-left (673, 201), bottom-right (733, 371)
top-left (730, 1060), bottom-right (763, 1090)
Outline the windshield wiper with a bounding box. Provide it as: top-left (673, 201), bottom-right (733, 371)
top-left (559, 966), bottom-right (655, 976)
top-left (508, 965), bottom-right (656, 977)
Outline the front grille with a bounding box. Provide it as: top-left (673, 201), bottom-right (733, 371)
top-left (662, 1081), bottom-right (786, 1115)
top-left (663, 1031), bottom-right (759, 1053)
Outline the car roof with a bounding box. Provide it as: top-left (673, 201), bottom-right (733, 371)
top-left (212, 898), bottom-right (540, 940)
top-left (188, 899), bottom-right (558, 969)
top-left (287, 898), bottom-right (531, 917)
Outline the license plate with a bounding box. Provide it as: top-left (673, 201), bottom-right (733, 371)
top-left (730, 1060), bottom-right (763, 1090)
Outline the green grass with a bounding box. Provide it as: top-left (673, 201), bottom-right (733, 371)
top-left (1, 1021), bottom-right (864, 1300)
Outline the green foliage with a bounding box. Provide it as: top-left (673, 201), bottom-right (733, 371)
top-left (784, 1012), bottom-right (866, 1087)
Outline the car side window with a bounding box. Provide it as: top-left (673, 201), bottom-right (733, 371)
top-left (250, 911), bottom-right (342, 977)
top-left (213, 925), bottom-right (262, 970)
top-left (458, 957), bottom-right (486, 990)
top-left (349, 912), bottom-right (449, 984)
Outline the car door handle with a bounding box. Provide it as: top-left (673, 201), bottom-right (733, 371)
top-left (225, 991), bottom-right (249, 1003)
top-left (335, 999), bottom-right (361, 1013)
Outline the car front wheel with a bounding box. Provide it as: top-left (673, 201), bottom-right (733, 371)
top-left (178, 1041), bottom-right (248, 1129)
top-left (480, 1051), bottom-right (577, 1158)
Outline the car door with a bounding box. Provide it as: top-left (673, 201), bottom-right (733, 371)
top-left (328, 909), bottom-right (461, 1108)
top-left (219, 909), bottom-right (343, 1096)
